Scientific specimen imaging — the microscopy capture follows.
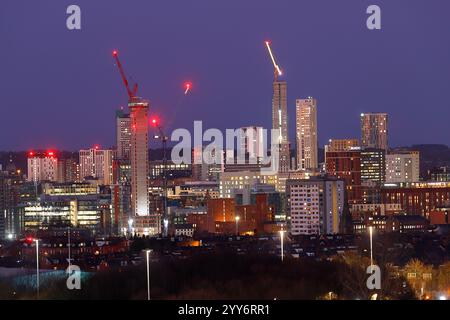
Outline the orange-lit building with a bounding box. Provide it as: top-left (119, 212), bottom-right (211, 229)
top-left (189, 196), bottom-right (275, 235)
top-left (235, 194), bottom-right (275, 235)
top-left (207, 198), bottom-right (236, 222)
top-left (429, 207), bottom-right (449, 225)
top-left (325, 139), bottom-right (359, 152)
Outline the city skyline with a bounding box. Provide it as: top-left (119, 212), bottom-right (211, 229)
top-left (1, 1), bottom-right (450, 151)
top-left (1, 1), bottom-right (450, 303)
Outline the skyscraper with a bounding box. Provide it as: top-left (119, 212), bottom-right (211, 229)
top-left (361, 113), bottom-right (388, 150)
top-left (116, 110), bottom-right (131, 160)
top-left (129, 98), bottom-right (150, 217)
top-left (296, 97), bottom-right (318, 170)
top-left (272, 81), bottom-right (290, 172)
top-left (112, 51), bottom-right (159, 235)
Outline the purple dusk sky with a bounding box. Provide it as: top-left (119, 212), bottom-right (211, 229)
top-left (0, 0), bottom-right (449, 151)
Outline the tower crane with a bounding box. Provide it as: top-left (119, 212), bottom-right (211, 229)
top-left (265, 41), bottom-right (283, 81)
top-left (112, 50), bottom-right (138, 101)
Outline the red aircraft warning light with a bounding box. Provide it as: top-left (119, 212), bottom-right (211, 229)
top-left (150, 117), bottom-right (159, 126)
top-left (184, 82), bottom-right (192, 95)
top-left (28, 151), bottom-right (34, 157)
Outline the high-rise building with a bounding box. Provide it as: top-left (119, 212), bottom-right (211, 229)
top-left (325, 150), bottom-right (362, 204)
top-left (129, 98), bottom-right (156, 234)
top-left (296, 97), bottom-right (318, 170)
top-left (272, 81), bottom-right (290, 172)
top-left (287, 176), bottom-right (345, 235)
top-left (27, 151), bottom-right (58, 183)
top-left (79, 147), bottom-right (114, 185)
top-left (361, 148), bottom-right (386, 185)
top-left (116, 110), bottom-right (131, 160)
top-left (360, 113), bottom-right (388, 150)
top-left (386, 150), bottom-right (420, 183)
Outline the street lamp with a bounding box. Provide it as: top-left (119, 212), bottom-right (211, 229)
top-left (35, 239), bottom-right (40, 299)
top-left (68, 226), bottom-right (71, 268)
top-left (146, 249), bottom-right (152, 301)
top-left (279, 230), bottom-right (285, 262)
top-left (368, 226), bottom-right (374, 266)
top-left (235, 216), bottom-right (240, 236)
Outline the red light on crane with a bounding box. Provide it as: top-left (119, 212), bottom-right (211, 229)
top-left (112, 50), bottom-right (118, 56)
top-left (150, 117), bottom-right (158, 126)
top-left (184, 82), bottom-right (192, 95)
